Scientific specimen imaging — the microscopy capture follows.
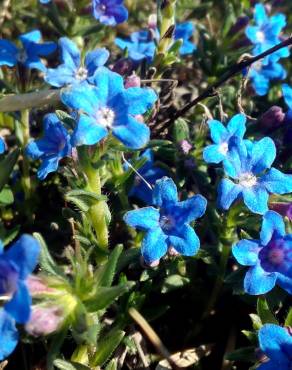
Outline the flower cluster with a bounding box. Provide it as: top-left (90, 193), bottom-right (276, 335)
top-left (246, 3), bottom-right (289, 95)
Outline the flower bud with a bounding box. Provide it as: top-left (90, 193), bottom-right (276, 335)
top-left (258, 106), bottom-right (285, 128)
top-left (125, 73), bottom-right (141, 88)
top-left (179, 140), bottom-right (192, 154)
top-left (229, 16), bottom-right (250, 35)
top-left (269, 203), bottom-right (292, 221)
top-left (112, 58), bottom-right (134, 76)
top-left (25, 305), bottom-right (64, 337)
top-left (26, 275), bottom-right (56, 296)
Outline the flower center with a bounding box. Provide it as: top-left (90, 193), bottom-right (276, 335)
top-left (159, 214), bottom-right (175, 231)
top-left (97, 107), bottom-right (115, 128)
top-left (218, 142), bottom-right (228, 155)
top-left (253, 60), bottom-right (263, 72)
top-left (75, 67), bottom-right (88, 81)
top-left (268, 247), bottom-right (285, 265)
top-left (256, 30), bottom-right (265, 43)
top-left (17, 49), bottom-right (27, 63)
top-left (239, 173), bottom-right (257, 188)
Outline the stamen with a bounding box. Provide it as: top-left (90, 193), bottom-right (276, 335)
top-left (239, 173), bottom-right (257, 188)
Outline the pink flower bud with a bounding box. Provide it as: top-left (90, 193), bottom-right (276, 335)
top-left (125, 73), bottom-right (141, 88)
top-left (25, 305), bottom-right (63, 337)
top-left (168, 247), bottom-right (180, 257)
top-left (179, 140), bottom-right (192, 154)
top-left (27, 276), bottom-right (55, 296)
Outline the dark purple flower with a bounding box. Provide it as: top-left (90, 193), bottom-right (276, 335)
top-left (270, 202), bottom-right (292, 221)
top-left (92, 0), bottom-right (128, 26)
top-left (259, 106), bottom-right (285, 128)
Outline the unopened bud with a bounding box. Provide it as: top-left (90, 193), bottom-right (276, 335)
top-left (258, 106), bottom-right (285, 128)
top-left (125, 73), bottom-right (141, 88)
top-left (25, 305), bottom-right (64, 337)
top-left (269, 203), bottom-right (292, 221)
top-left (26, 276), bottom-right (56, 296)
top-left (112, 58), bottom-right (134, 76)
top-left (179, 140), bottom-right (192, 154)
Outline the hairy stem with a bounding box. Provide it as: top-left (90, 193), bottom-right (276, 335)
top-left (20, 109), bottom-right (31, 200)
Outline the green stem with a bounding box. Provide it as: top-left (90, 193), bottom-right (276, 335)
top-left (79, 147), bottom-right (109, 250)
top-left (20, 109), bottom-right (31, 200)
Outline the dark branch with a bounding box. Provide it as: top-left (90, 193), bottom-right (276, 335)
top-left (161, 36), bottom-right (292, 127)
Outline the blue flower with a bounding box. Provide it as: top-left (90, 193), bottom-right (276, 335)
top-left (124, 177), bottom-right (207, 264)
top-left (0, 309), bottom-right (18, 361)
top-left (61, 67), bottom-right (157, 149)
top-left (26, 113), bottom-right (72, 180)
top-left (218, 136), bottom-right (292, 214)
top-left (0, 137), bottom-right (6, 154)
top-left (45, 37), bottom-right (109, 88)
top-left (258, 324), bottom-right (292, 369)
top-left (0, 30), bottom-right (56, 72)
top-left (40, 0), bottom-right (50, 3)
top-left (232, 211), bottom-right (292, 295)
top-left (203, 113), bottom-right (246, 165)
top-left (115, 30), bottom-right (156, 63)
top-left (92, 0), bottom-right (128, 26)
top-left (249, 59), bottom-right (287, 96)
top-left (245, 3), bottom-right (289, 63)
top-left (175, 22), bottom-right (196, 55)
top-left (0, 235), bottom-right (40, 323)
top-left (127, 149), bottom-right (166, 204)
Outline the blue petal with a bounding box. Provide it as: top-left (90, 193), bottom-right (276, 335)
top-left (232, 239), bottom-right (260, 266)
top-left (121, 87), bottom-right (157, 115)
top-left (226, 113), bottom-right (246, 138)
top-left (254, 3), bottom-right (268, 26)
top-left (245, 26), bottom-right (260, 43)
top-left (5, 235), bottom-right (40, 280)
top-left (260, 168), bottom-right (292, 195)
top-left (0, 310), bottom-right (18, 361)
top-left (259, 324), bottom-right (292, 364)
top-left (59, 37), bottom-right (81, 70)
top-left (112, 116), bottom-right (150, 149)
top-left (71, 114), bottom-right (108, 147)
top-left (170, 194), bottom-right (207, 224)
top-left (203, 144), bottom-right (226, 164)
top-left (223, 137), bottom-right (248, 179)
top-left (282, 84), bottom-right (292, 109)
top-left (277, 274), bottom-right (292, 295)
top-left (45, 65), bottom-right (76, 87)
top-left (0, 40), bottom-right (18, 67)
top-left (24, 58), bottom-right (47, 72)
top-left (168, 224), bottom-right (200, 256)
top-left (123, 207), bottom-right (159, 231)
top-left (142, 228), bottom-right (168, 264)
top-left (0, 137), bottom-right (6, 154)
top-left (208, 120), bottom-right (228, 144)
top-left (217, 179), bottom-right (242, 210)
top-left (242, 186), bottom-right (269, 215)
top-left (109, 4), bottom-right (128, 25)
top-left (152, 177), bottom-right (178, 208)
top-left (91, 66), bottom-right (124, 101)
top-left (19, 30), bottom-right (41, 46)
top-left (260, 211), bottom-right (286, 246)
top-left (61, 84), bottom-right (100, 116)
top-left (244, 263), bottom-right (277, 295)
top-left (85, 48), bottom-right (110, 76)
top-left (250, 137), bottom-right (276, 174)
top-left (5, 281), bottom-right (31, 323)
top-left (29, 41), bottom-right (57, 56)
top-left (258, 360), bottom-right (280, 370)
top-left (37, 155), bottom-right (60, 180)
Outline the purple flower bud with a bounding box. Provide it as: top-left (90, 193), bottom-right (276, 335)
top-left (148, 14), bottom-right (157, 31)
top-left (125, 73), bottom-right (141, 88)
top-left (26, 276), bottom-right (55, 296)
top-left (284, 109), bottom-right (292, 125)
top-left (25, 305), bottom-right (63, 337)
top-left (269, 203), bottom-right (292, 221)
top-left (179, 140), bottom-right (192, 154)
top-left (168, 247), bottom-right (180, 257)
top-left (184, 158), bottom-right (196, 170)
top-left (111, 58), bottom-right (134, 76)
top-left (229, 16), bottom-right (250, 35)
top-left (258, 106), bottom-right (285, 128)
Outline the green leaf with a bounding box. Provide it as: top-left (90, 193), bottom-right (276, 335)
top-left (95, 245), bottom-right (123, 287)
top-left (54, 359), bottom-right (91, 370)
top-left (105, 359), bottom-right (118, 370)
top-left (285, 308), bottom-right (292, 326)
top-left (225, 347), bottom-right (256, 362)
top-left (173, 118), bottom-right (190, 142)
top-left (47, 329), bottom-right (68, 370)
top-left (33, 232), bottom-right (63, 277)
top-left (0, 185), bottom-right (14, 205)
top-left (161, 274), bottom-right (190, 293)
top-left (0, 149), bottom-right (19, 192)
top-left (91, 329), bottom-right (125, 366)
top-left (65, 190), bottom-right (108, 213)
top-left (249, 314), bottom-right (262, 330)
top-left (84, 283), bottom-right (133, 312)
top-left (257, 297), bottom-right (278, 325)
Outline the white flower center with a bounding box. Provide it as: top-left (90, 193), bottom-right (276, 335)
top-left (75, 67), bottom-right (88, 81)
top-left (253, 60), bottom-right (262, 72)
top-left (218, 142), bottom-right (228, 155)
top-left (17, 49), bottom-right (27, 63)
top-left (97, 107), bottom-right (115, 128)
top-left (239, 173), bottom-right (257, 188)
top-left (256, 30), bottom-right (265, 43)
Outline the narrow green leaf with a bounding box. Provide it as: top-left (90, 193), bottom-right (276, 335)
top-left (95, 245), bottom-right (123, 287)
top-left (257, 297), bottom-right (278, 325)
top-left (285, 308), bottom-right (292, 326)
top-left (47, 329), bottom-right (68, 370)
top-left (91, 329), bottom-right (125, 366)
top-left (0, 149), bottom-right (19, 192)
top-left (54, 359), bottom-right (90, 370)
top-left (105, 359), bottom-right (118, 370)
top-left (0, 185), bottom-right (14, 205)
top-left (173, 118), bottom-right (190, 142)
top-left (225, 347), bottom-right (256, 362)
